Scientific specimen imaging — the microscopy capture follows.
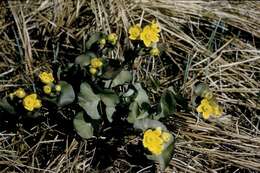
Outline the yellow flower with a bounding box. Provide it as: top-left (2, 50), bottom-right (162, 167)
top-left (23, 94), bottom-right (42, 111)
top-left (15, 88), bottom-right (26, 98)
top-left (161, 132), bottom-right (171, 142)
top-left (140, 25), bottom-right (159, 47)
top-left (90, 58), bottom-right (103, 69)
top-left (213, 104), bottom-right (223, 117)
top-left (99, 38), bottom-right (106, 46)
top-left (196, 98), bottom-right (223, 119)
top-left (43, 85), bottom-right (52, 94)
top-left (150, 20), bottom-right (160, 33)
top-left (129, 24), bottom-right (142, 40)
top-left (39, 72), bottom-right (54, 84)
top-left (9, 93), bottom-right (15, 100)
top-left (143, 129), bottom-right (164, 155)
top-left (147, 143), bottom-right (163, 155)
top-left (150, 47), bottom-right (160, 56)
top-left (107, 33), bottom-right (118, 45)
top-left (89, 67), bottom-right (97, 75)
top-left (55, 84), bottom-right (62, 92)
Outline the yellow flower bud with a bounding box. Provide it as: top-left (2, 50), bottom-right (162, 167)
top-left (55, 84), bottom-right (62, 92)
top-left (43, 85), bottom-right (52, 94)
top-left (107, 33), bottom-right (118, 45)
top-left (15, 88), bottom-right (26, 98)
top-left (90, 58), bottom-right (103, 69)
top-left (161, 132), bottom-right (171, 142)
top-left (150, 47), bottom-right (160, 56)
top-left (9, 93), bottom-right (15, 100)
top-left (89, 67), bottom-right (97, 75)
top-left (99, 38), bottom-right (106, 46)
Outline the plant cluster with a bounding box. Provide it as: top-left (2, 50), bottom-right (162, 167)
top-left (0, 21), bottom-right (223, 170)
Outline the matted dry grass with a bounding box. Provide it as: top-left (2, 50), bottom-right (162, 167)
top-left (0, 0), bottom-right (260, 172)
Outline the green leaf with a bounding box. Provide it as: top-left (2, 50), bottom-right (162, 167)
top-left (75, 52), bottom-right (96, 67)
top-left (73, 112), bottom-right (94, 139)
top-left (194, 82), bottom-right (208, 96)
top-left (157, 140), bottom-right (175, 170)
top-left (86, 32), bottom-right (103, 50)
top-left (133, 118), bottom-right (167, 131)
top-left (127, 101), bottom-right (149, 123)
top-left (100, 59), bottom-right (122, 80)
top-left (100, 92), bottom-right (119, 122)
top-left (0, 98), bottom-right (16, 114)
top-left (123, 88), bottom-right (135, 97)
top-left (78, 82), bottom-right (101, 119)
top-left (58, 81), bottom-right (75, 106)
top-left (111, 70), bottom-right (132, 87)
top-left (158, 88), bottom-right (176, 118)
top-left (133, 83), bottom-right (150, 106)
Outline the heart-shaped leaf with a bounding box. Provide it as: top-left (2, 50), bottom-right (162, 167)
top-left (156, 140), bottom-right (175, 170)
top-left (78, 82), bottom-right (101, 120)
top-left (133, 83), bottom-right (150, 106)
top-left (0, 98), bottom-right (16, 114)
top-left (194, 82), bottom-right (209, 96)
top-left (127, 101), bottom-right (149, 124)
top-left (158, 88), bottom-right (176, 118)
top-left (86, 32), bottom-right (103, 50)
top-left (75, 52), bottom-right (96, 67)
top-left (111, 70), bottom-right (132, 87)
top-left (73, 112), bottom-right (94, 139)
top-left (100, 59), bottom-right (122, 80)
top-left (58, 81), bottom-right (75, 107)
top-left (100, 92), bottom-right (119, 122)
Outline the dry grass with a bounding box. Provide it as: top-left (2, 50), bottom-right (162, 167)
top-left (0, 0), bottom-right (260, 172)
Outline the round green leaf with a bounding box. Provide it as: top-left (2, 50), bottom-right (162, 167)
top-left (78, 82), bottom-right (101, 119)
top-left (158, 88), bottom-right (176, 118)
top-left (58, 81), bottom-right (75, 107)
top-left (111, 70), bottom-right (133, 87)
top-left (73, 112), bottom-right (94, 139)
top-left (100, 93), bottom-right (119, 122)
top-left (0, 98), bottom-right (16, 114)
top-left (86, 32), bottom-right (103, 50)
top-left (133, 83), bottom-right (150, 106)
top-left (127, 101), bottom-right (149, 124)
top-left (157, 140), bottom-right (175, 170)
top-left (194, 82), bottom-right (208, 96)
top-left (75, 52), bottom-right (96, 67)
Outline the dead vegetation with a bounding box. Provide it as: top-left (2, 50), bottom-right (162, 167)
top-left (0, 0), bottom-right (260, 172)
